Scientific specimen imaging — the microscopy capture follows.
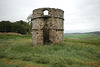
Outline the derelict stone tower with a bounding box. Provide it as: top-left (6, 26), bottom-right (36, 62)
top-left (32, 8), bottom-right (64, 45)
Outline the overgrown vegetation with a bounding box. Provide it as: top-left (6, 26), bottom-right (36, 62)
top-left (0, 34), bottom-right (100, 67)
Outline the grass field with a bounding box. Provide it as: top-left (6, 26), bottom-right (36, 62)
top-left (0, 33), bottom-right (100, 67)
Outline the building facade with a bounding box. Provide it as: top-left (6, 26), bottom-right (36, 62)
top-left (32, 8), bottom-right (64, 45)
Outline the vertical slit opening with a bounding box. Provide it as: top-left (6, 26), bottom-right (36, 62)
top-left (43, 19), bottom-right (50, 44)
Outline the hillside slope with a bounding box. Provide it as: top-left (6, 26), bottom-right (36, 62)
top-left (0, 34), bottom-right (100, 67)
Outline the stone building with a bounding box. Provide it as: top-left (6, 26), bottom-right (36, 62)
top-left (31, 8), bottom-right (64, 45)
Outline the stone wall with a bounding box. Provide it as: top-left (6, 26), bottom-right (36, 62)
top-left (32, 8), bottom-right (64, 45)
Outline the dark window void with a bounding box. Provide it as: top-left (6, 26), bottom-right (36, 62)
top-left (43, 27), bottom-right (49, 44)
top-left (43, 10), bottom-right (49, 15)
top-left (43, 19), bottom-right (50, 44)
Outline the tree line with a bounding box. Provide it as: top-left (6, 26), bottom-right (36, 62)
top-left (0, 20), bottom-right (32, 34)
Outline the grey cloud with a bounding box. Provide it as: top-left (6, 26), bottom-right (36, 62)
top-left (0, 0), bottom-right (100, 33)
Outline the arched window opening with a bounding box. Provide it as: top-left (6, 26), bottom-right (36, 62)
top-left (43, 10), bottom-right (49, 15)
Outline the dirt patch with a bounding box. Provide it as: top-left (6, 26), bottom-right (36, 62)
top-left (0, 32), bottom-right (21, 35)
top-left (0, 43), bottom-right (3, 45)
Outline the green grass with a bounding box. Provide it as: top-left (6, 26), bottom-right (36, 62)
top-left (0, 34), bottom-right (100, 67)
top-left (64, 33), bottom-right (95, 39)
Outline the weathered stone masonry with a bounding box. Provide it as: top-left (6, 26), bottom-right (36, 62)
top-left (32, 8), bottom-right (64, 45)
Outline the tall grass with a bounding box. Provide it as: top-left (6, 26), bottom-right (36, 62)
top-left (0, 34), bottom-right (100, 67)
top-left (64, 38), bottom-right (100, 46)
top-left (0, 62), bottom-right (23, 67)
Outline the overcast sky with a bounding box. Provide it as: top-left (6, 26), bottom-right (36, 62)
top-left (0, 0), bottom-right (100, 33)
